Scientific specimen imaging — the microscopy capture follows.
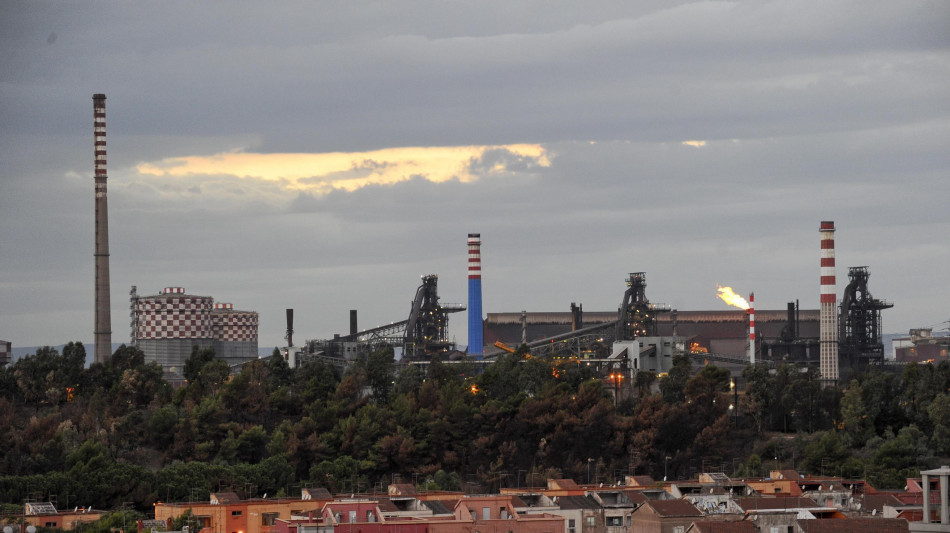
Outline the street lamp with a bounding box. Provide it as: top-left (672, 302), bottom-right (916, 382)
top-left (609, 372), bottom-right (623, 406)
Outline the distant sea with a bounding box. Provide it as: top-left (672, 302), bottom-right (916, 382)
top-left (8, 343), bottom-right (279, 366)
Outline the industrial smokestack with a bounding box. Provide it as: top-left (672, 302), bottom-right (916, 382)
top-left (521, 310), bottom-right (527, 345)
top-left (93, 94), bottom-right (112, 363)
top-left (467, 233), bottom-right (483, 355)
top-left (285, 309), bottom-right (294, 347)
top-left (350, 310), bottom-right (358, 336)
top-left (819, 221), bottom-right (839, 381)
top-left (748, 292), bottom-right (755, 364)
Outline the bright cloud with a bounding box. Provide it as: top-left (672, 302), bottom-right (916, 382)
top-left (136, 144), bottom-right (551, 195)
top-left (681, 140), bottom-right (707, 147)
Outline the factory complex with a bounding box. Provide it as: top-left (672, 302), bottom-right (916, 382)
top-left (130, 286), bottom-right (259, 379)
top-left (5, 94), bottom-right (941, 383)
top-left (281, 221), bottom-right (914, 388)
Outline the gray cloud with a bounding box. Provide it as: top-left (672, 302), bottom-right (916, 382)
top-left (1, 0), bottom-right (948, 349)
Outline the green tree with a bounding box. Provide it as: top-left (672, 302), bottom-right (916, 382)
top-left (840, 381), bottom-right (873, 445)
top-left (83, 508), bottom-right (145, 533)
top-left (869, 425), bottom-right (935, 488)
top-left (310, 455), bottom-right (363, 493)
top-left (365, 347), bottom-right (395, 402)
top-left (183, 346), bottom-right (216, 382)
top-left (800, 430), bottom-right (849, 475)
top-left (660, 354), bottom-right (691, 404)
top-left (928, 392), bottom-right (950, 454)
top-left (297, 359), bottom-right (341, 405)
top-left (148, 406), bottom-right (179, 448)
top-left (11, 345), bottom-right (85, 404)
top-left (742, 363), bottom-right (775, 433)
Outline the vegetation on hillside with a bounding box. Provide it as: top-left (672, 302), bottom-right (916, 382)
top-left (1, 343), bottom-right (947, 512)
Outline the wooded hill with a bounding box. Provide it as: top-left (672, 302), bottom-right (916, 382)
top-left (1, 343), bottom-right (947, 512)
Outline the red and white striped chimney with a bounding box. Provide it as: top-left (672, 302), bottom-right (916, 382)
top-left (93, 94), bottom-right (112, 364)
top-left (748, 292), bottom-right (755, 364)
top-left (819, 221), bottom-right (838, 381)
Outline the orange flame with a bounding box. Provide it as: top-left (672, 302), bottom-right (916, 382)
top-left (717, 284), bottom-right (750, 310)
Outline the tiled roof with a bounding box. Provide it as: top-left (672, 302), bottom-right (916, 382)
top-left (549, 479), bottom-right (581, 490)
top-left (797, 518), bottom-right (909, 532)
top-left (211, 492), bottom-right (241, 504)
top-left (628, 475), bottom-right (656, 487)
top-left (509, 495), bottom-right (528, 507)
top-left (302, 487), bottom-right (332, 499)
top-left (421, 500), bottom-right (453, 515)
top-left (858, 493), bottom-right (904, 512)
top-left (620, 491), bottom-right (649, 505)
top-left (688, 520), bottom-right (757, 533)
top-left (774, 470), bottom-right (803, 481)
top-left (389, 484), bottom-right (418, 496)
top-left (644, 500), bottom-right (703, 517)
top-left (556, 496), bottom-right (600, 510)
top-left (737, 497), bottom-right (820, 511)
top-left (893, 491), bottom-right (941, 506)
top-left (375, 499), bottom-right (399, 513)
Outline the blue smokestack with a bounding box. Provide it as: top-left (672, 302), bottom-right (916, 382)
top-left (467, 233), bottom-right (483, 355)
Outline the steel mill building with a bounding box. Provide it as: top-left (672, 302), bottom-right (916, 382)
top-left (131, 286), bottom-right (259, 378)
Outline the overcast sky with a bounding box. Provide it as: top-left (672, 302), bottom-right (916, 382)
top-left (2, 1), bottom-right (949, 353)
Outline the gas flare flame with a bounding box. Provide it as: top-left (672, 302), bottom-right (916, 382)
top-left (716, 285), bottom-right (750, 310)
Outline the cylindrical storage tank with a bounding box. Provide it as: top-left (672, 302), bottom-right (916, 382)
top-left (212, 305), bottom-right (259, 367)
top-left (135, 288), bottom-right (214, 378)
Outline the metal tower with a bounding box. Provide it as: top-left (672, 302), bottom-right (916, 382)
top-left (405, 275), bottom-right (455, 359)
top-left (839, 266), bottom-right (893, 377)
top-left (616, 272), bottom-right (657, 340)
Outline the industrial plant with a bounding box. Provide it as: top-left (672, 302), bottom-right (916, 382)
top-left (81, 94), bottom-right (916, 385)
top-left (130, 286), bottom-right (259, 379)
top-left (284, 221), bottom-right (901, 387)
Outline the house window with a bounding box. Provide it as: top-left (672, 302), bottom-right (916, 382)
top-left (585, 516), bottom-right (596, 527)
top-left (626, 516), bottom-right (631, 527)
top-left (673, 527), bottom-right (685, 533)
top-left (606, 516), bottom-right (622, 527)
top-left (568, 519), bottom-right (576, 533)
top-left (262, 513), bottom-right (279, 526)
top-left (231, 511), bottom-right (243, 517)
top-left (482, 507), bottom-right (491, 520)
top-left (349, 511), bottom-right (357, 523)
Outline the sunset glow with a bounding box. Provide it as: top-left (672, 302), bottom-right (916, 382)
top-left (135, 144), bottom-right (550, 195)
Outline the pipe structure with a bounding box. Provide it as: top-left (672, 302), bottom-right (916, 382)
top-left (285, 308), bottom-right (294, 347)
top-left (467, 233), bottom-right (483, 355)
top-left (819, 221), bottom-right (838, 381)
top-left (93, 94), bottom-right (112, 363)
top-left (748, 292), bottom-right (755, 364)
